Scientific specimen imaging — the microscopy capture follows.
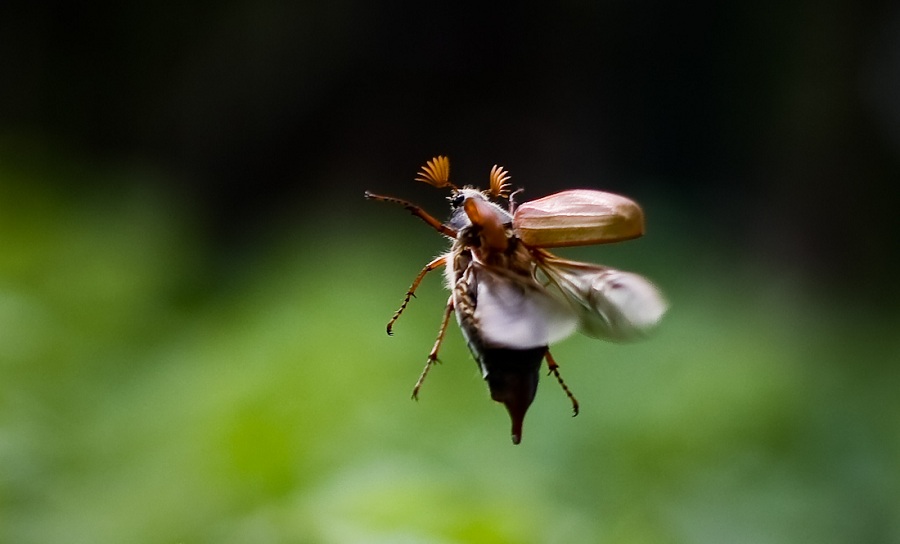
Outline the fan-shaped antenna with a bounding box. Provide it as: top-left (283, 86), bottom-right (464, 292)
top-left (415, 156), bottom-right (456, 189)
top-left (489, 164), bottom-right (512, 199)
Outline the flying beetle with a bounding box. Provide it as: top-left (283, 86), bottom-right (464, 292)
top-left (365, 156), bottom-right (667, 444)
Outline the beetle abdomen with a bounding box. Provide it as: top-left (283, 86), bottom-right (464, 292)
top-left (476, 346), bottom-right (546, 445)
top-left (453, 258), bottom-right (557, 444)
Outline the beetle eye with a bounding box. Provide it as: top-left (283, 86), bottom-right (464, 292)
top-left (449, 193), bottom-right (465, 208)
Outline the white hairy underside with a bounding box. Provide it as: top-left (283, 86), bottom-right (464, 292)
top-left (461, 265), bottom-right (578, 349)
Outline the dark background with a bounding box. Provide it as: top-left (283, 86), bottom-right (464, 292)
top-left (2, 2), bottom-right (899, 542)
top-left (4, 1), bottom-right (899, 297)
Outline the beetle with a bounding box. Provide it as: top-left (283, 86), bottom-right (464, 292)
top-left (365, 156), bottom-right (666, 444)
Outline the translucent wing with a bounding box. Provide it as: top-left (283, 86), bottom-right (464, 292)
top-left (460, 264), bottom-right (578, 350)
top-left (535, 253), bottom-right (667, 342)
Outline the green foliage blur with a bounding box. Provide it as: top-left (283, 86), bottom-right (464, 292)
top-left (3, 1), bottom-right (900, 542)
top-left (1, 153), bottom-right (897, 544)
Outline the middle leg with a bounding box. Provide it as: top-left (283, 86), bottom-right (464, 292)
top-left (412, 296), bottom-right (454, 400)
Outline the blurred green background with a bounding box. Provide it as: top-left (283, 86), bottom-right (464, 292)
top-left (2, 2), bottom-right (899, 543)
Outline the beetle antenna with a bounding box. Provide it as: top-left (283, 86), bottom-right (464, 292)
top-left (415, 156), bottom-right (457, 190)
top-left (489, 164), bottom-right (512, 199)
top-left (545, 350), bottom-right (579, 416)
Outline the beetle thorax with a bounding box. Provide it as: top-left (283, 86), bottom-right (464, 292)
top-left (455, 226), bottom-right (536, 282)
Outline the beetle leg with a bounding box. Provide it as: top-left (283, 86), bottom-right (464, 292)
top-left (545, 350), bottom-right (579, 416)
top-left (508, 188), bottom-right (525, 214)
top-left (412, 296), bottom-right (454, 400)
top-left (364, 191), bottom-right (458, 238)
top-left (386, 255), bottom-right (447, 335)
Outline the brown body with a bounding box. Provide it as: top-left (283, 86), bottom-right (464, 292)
top-left (365, 156), bottom-right (666, 444)
top-left (448, 201), bottom-right (551, 444)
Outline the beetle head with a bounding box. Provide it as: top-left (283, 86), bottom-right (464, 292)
top-left (445, 189), bottom-right (512, 253)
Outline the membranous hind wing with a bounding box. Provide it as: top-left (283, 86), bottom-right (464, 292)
top-left (463, 264), bottom-right (577, 350)
top-left (534, 251), bottom-right (667, 342)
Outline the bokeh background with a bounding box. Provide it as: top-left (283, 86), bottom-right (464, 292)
top-left (2, 2), bottom-right (899, 543)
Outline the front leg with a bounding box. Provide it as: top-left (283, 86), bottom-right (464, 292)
top-left (364, 192), bottom-right (458, 238)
